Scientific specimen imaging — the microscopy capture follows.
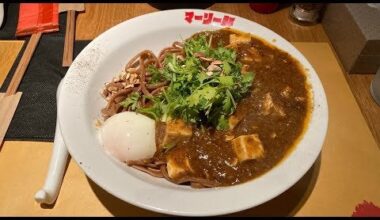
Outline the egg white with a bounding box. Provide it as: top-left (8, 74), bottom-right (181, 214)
top-left (99, 112), bottom-right (156, 162)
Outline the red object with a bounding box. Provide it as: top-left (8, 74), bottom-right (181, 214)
top-left (185, 11), bottom-right (194, 23)
top-left (249, 3), bottom-right (279, 14)
top-left (213, 17), bottom-right (222, 23)
top-left (202, 13), bottom-right (213, 24)
top-left (16, 3), bottom-right (59, 37)
top-left (352, 201), bottom-right (380, 217)
top-left (221, 16), bottom-right (235, 27)
top-left (184, 11), bottom-right (235, 27)
top-left (194, 15), bottom-right (203, 21)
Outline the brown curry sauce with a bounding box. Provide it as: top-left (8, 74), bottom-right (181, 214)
top-left (156, 29), bottom-right (312, 186)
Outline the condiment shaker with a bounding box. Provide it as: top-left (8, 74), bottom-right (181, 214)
top-left (289, 3), bottom-right (324, 25)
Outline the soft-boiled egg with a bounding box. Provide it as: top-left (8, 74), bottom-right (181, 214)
top-left (99, 111), bottom-right (156, 162)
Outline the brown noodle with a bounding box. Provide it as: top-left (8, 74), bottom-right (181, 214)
top-left (101, 40), bottom-right (220, 188)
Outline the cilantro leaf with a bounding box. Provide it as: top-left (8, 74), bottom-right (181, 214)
top-left (120, 92), bottom-right (140, 110)
top-left (121, 32), bottom-right (255, 130)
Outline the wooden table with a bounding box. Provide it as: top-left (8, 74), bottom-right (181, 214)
top-left (0, 3), bottom-right (379, 216)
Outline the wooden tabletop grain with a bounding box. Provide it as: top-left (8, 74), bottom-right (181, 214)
top-left (0, 41), bottom-right (24, 86)
top-left (75, 3), bottom-right (330, 42)
top-left (75, 3), bottom-right (380, 147)
top-left (0, 3), bottom-right (379, 217)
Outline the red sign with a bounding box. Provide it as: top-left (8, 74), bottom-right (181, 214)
top-left (185, 11), bottom-right (235, 27)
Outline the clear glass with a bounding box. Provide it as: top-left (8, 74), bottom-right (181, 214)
top-left (289, 3), bottom-right (324, 26)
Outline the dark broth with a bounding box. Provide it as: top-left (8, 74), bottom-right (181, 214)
top-left (158, 28), bottom-right (312, 186)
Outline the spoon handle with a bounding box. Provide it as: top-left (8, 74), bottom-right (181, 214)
top-left (35, 81), bottom-right (69, 205)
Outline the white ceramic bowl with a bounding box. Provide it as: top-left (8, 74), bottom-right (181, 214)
top-left (0, 3), bottom-right (4, 28)
top-left (58, 9), bottom-right (328, 216)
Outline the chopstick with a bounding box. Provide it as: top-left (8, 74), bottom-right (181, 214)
top-left (62, 10), bottom-right (75, 67)
top-left (0, 92), bottom-right (22, 145)
top-left (0, 32), bottom-right (42, 145)
top-left (5, 32), bottom-right (42, 96)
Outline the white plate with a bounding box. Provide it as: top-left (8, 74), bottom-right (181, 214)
top-left (0, 3), bottom-right (4, 28)
top-left (58, 9), bottom-right (328, 216)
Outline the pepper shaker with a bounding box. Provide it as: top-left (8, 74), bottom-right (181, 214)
top-left (289, 3), bottom-right (324, 25)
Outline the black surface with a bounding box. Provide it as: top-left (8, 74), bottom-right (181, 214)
top-left (0, 3), bottom-right (91, 141)
top-left (0, 3), bottom-right (18, 39)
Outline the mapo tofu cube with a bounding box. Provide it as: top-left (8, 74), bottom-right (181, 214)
top-left (229, 33), bottom-right (251, 46)
top-left (156, 119), bottom-right (192, 149)
top-left (228, 109), bottom-right (246, 130)
top-left (166, 151), bottom-right (193, 179)
top-left (231, 134), bottom-right (264, 163)
top-left (261, 93), bottom-right (286, 117)
top-left (228, 115), bottom-right (241, 130)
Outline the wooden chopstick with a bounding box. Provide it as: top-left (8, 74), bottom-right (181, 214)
top-left (5, 32), bottom-right (42, 96)
top-left (0, 92), bottom-right (22, 145)
top-left (1, 32), bottom-right (41, 144)
top-left (62, 10), bottom-right (75, 67)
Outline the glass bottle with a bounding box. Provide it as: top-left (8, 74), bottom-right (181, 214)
top-left (289, 3), bottom-right (324, 25)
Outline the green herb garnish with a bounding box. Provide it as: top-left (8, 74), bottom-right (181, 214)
top-left (123, 33), bottom-right (255, 130)
top-left (120, 91), bottom-right (140, 111)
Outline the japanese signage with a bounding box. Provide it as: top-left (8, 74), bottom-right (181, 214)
top-left (185, 11), bottom-right (235, 27)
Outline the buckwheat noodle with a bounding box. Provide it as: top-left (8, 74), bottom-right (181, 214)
top-left (101, 40), bottom-right (220, 188)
